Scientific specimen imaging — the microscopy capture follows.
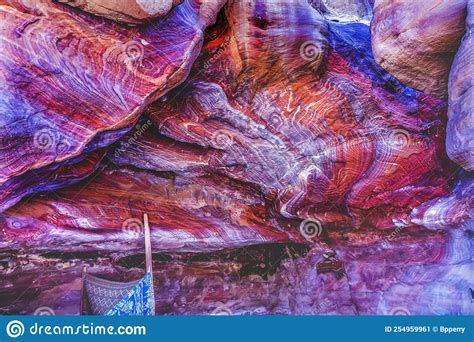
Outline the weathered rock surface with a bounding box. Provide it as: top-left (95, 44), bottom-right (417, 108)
top-left (57, 0), bottom-right (183, 25)
top-left (310, 0), bottom-right (374, 23)
top-left (371, 0), bottom-right (467, 99)
top-left (0, 0), bottom-right (472, 316)
top-left (410, 172), bottom-right (474, 230)
top-left (0, 163), bottom-right (302, 254)
top-left (447, 0), bottom-right (474, 171)
top-left (145, 0), bottom-right (456, 230)
top-left (1, 228), bottom-right (472, 315)
top-left (0, 150), bottom-right (105, 212)
top-left (0, 0), bottom-right (225, 211)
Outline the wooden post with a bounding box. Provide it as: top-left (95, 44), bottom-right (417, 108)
top-left (80, 266), bottom-right (87, 315)
top-left (143, 213), bottom-right (155, 314)
top-left (144, 213), bottom-right (153, 274)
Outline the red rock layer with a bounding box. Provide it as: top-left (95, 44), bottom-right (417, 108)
top-left (0, 0), bottom-right (472, 316)
top-left (0, 165), bottom-right (302, 254)
top-left (0, 0), bottom-right (225, 211)
top-left (139, 0), bottom-right (455, 231)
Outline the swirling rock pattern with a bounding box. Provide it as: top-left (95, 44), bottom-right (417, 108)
top-left (146, 0), bottom-right (454, 231)
top-left (0, 0), bottom-right (472, 316)
top-left (57, 0), bottom-right (183, 25)
top-left (0, 0), bottom-right (225, 211)
top-left (0, 150), bottom-right (105, 212)
top-left (410, 172), bottom-right (473, 230)
top-left (447, 0), bottom-right (474, 171)
top-left (0, 164), bottom-right (301, 254)
top-left (371, 0), bottom-right (467, 99)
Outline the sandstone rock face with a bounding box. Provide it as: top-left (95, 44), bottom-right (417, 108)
top-left (371, 0), bottom-right (467, 99)
top-left (1, 233), bottom-right (472, 315)
top-left (57, 0), bottom-right (183, 25)
top-left (0, 0), bottom-right (225, 211)
top-left (310, 0), bottom-right (374, 23)
top-left (1, 163), bottom-right (301, 254)
top-left (447, 0), bottom-right (474, 170)
top-left (0, 0), bottom-right (472, 316)
top-left (146, 0), bottom-right (455, 231)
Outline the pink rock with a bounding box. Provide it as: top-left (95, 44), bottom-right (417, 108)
top-left (410, 174), bottom-right (473, 230)
top-left (57, 0), bottom-right (183, 25)
top-left (144, 0), bottom-right (455, 230)
top-left (371, 0), bottom-right (467, 99)
top-left (0, 0), bottom-right (472, 316)
top-left (310, 0), bottom-right (374, 23)
top-left (447, 0), bottom-right (474, 170)
top-left (0, 165), bottom-right (302, 254)
top-left (0, 0), bottom-right (225, 211)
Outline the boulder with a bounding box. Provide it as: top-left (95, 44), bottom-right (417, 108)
top-left (371, 0), bottom-right (467, 98)
top-left (447, 0), bottom-right (474, 170)
top-left (57, 0), bottom-right (183, 25)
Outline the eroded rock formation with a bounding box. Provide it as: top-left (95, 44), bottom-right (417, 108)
top-left (447, 0), bottom-right (474, 171)
top-left (146, 0), bottom-right (455, 231)
top-left (310, 0), bottom-right (374, 23)
top-left (57, 0), bottom-right (183, 25)
top-left (0, 0), bottom-right (225, 211)
top-left (371, 0), bottom-right (467, 99)
top-left (1, 164), bottom-right (302, 254)
top-left (0, 0), bottom-right (472, 315)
